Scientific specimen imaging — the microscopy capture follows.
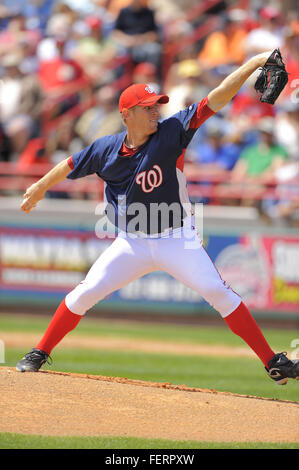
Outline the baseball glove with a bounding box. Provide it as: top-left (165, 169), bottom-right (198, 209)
top-left (254, 49), bottom-right (288, 105)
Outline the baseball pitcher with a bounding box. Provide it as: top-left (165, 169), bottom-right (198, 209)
top-left (16, 50), bottom-right (298, 385)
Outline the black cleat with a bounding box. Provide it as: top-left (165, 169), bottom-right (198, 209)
top-left (266, 352), bottom-right (299, 385)
top-left (16, 348), bottom-right (52, 372)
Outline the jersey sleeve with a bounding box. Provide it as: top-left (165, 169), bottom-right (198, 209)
top-left (170, 97), bottom-right (215, 148)
top-left (66, 139), bottom-right (103, 180)
top-left (188, 97), bottom-right (215, 129)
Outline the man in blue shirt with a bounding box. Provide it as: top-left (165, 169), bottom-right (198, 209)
top-left (16, 51), bottom-right (299, 386)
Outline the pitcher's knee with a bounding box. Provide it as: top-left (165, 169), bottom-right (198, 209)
top-left (203, 281), bottom-right (241, 318)
top-left (65, 279), bottom-right (107, 316)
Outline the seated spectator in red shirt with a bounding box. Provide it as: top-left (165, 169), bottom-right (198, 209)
top-left (280, 22), bottom-right (299, 101)
top-left (230, 91), bottom-right (275, 122)
top-left (132, 61), bottom-right (160, 93)
top-left (38, 36), bottom-right (90, 96)
top-left (228, 77), bottom-right (275, 137)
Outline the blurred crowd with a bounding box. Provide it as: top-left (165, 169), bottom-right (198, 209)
top-left (0, 0), bottom-right (298, 222)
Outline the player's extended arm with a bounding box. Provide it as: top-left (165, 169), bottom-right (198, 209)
top-left (21, 158), bottom-right (71, 213)
top-left (207, 52), bottom-right (272, 113)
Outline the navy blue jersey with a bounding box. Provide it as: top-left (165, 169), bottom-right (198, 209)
top-left (67, 100), bottom-right (212, 234)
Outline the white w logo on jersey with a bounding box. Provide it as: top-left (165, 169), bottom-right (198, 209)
top-left (135, 165), bottom-right (163, 193)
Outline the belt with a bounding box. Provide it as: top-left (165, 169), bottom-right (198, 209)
top-left (119, 218), bottom-right (194, 239)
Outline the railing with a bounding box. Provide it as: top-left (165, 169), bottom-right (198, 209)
top-left (185, 165), bottom-right (299, 203)
top-left (0, 162), bottom-right (105, 200)
top-left (1, 162), bottom-right (298, 205)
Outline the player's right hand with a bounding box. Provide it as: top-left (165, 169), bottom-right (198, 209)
top-left (21, 183), bottom-right (46, 213)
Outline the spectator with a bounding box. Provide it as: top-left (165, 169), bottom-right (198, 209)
top-left (0, 1), bottom-right (55, 33)
top-left (198, 9), bottom-right (248, 69)
top-left (186, 119), bottom-right (244, 204)
top-left (71, 16), bottom-right (117, 84)
top-left (18, 37), bottom-right (39, 74)
top-left (36, 11), bottom-right (74, 63)
top-left (0, 54), bottom-right (25, 123)
top-left (19, 0), bottom-right (56, 33)
top-left (0, 13), bottom-right (41, 58)
top-left (161, 59), bottom-right (209, 117)
top-left (262, 160), bottom-right (299, 224)
top-left (4, 114), bottom-right (34, 161)
top-left (230, 117), bottom-right (288, 206)
top-left (132, 61), bottom-right (160, 93)
top-left (280, 22), bottom-right (299, 101)
top-left (263, 98), bottom-right (299, 223)
top-left (150, 0), bottom-right (189, 24)
top-left (0, 122), bottom-right (12, 162)
top-left (91, 1), bottom-right (116, 37)
top-left (75, 85), bottom-right (124, 145)
top-left (95, 0), bottom-right (131, 25)
top-left (228, 74), bottom-right (275, 140)
top-left (187, 120), bottom-right (243, 173)
top-left (0, 53), bottom-right (44, 124)
top-left (38, 36), bottom-right (90, 96)
top-left (244, 6), bottom-right (283, 57)
top-left (274, 100), bottom-right (299, 160)
top-left (112, 0), bottom-right (162, 68)
top-left (63, 0), bottom-right (131, 23)
top-left (0, 4), bottom-right (11, 21)
top-left (46, 117), bottom-right (83, 165)
top-left (106, 0), bottom-right (137, 20)
top-left (59, 0), bottom-right (96, 16)
top-left (163, 41), bottom-right (202, 93)
top-left (45, 116), bottom-right (85, 199)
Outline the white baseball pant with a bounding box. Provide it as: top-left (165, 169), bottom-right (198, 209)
top-left (65, 225), bottom-right (241, 318)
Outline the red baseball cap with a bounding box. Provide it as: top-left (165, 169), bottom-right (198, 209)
top-left (133, 62), bottom-right (158, 76)
top-left (260, 6), bottom-right (280, 19)
top-left (119, 83), bottom-right (169, 112)
top-left (85, 16), bottom-right (102, 29)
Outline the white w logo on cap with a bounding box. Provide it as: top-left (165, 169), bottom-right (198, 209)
top-left (145, 86), bottom-right (154, 94)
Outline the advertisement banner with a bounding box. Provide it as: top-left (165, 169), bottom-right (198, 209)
top-left (213, 234), bottom-right (299, 313)
top-left (0, 225), bottom-right (298, 315)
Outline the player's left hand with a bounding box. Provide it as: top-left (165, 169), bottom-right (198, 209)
top-left (254, 49), bottom-right (288, 105)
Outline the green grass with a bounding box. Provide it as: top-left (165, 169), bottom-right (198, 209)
top-left (0, 432), bottom-right (298, 449)
top-left (0, 313), bottom-right (298, 350)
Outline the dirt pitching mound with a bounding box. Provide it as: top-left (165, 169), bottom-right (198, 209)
top-left (1, 367), bottom-right (298, 443)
